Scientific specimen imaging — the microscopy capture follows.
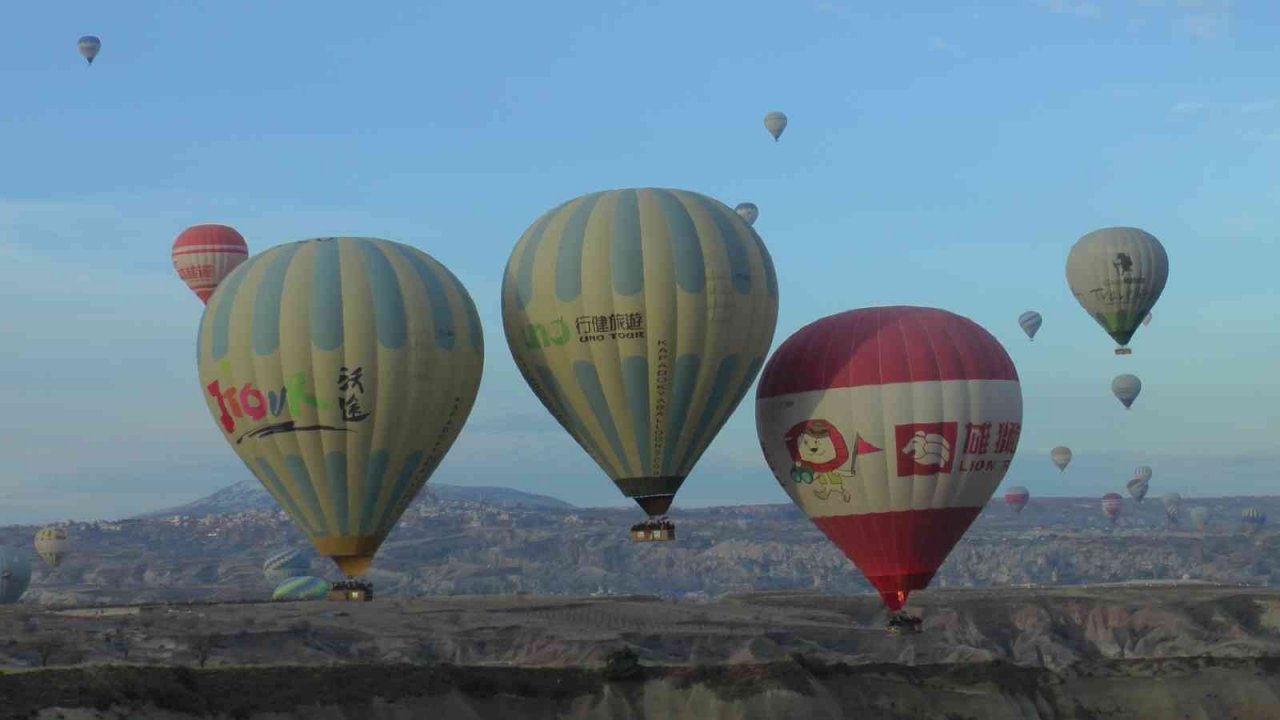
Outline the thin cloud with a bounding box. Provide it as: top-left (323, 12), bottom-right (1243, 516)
top-left (927, 37), bottom-right (967, 59)
top-left (1035, 0), bottom-right (1103, 18)
top-left (1170, 99), bottom-right (1208, 114)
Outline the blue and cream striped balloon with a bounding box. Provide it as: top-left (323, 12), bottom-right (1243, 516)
top-left (501, 188), bottom-right (779, 518)
top-left (198, 237), bottom-right (484, 578)
top-left (272, 575), bottom-right (331, 601)
top-left (1017, 311), bottom-right (1042, 340)
top-left (263, 547), bottom-right (311, 585)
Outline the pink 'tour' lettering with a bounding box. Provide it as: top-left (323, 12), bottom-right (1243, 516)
top-left (206, 372), bottom-right (328, 434)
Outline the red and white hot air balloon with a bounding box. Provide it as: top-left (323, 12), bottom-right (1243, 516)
top-left (1004, 486), bottom-right (1030, 513)
top-left (756, 306), bottom-right (1023, 618)
top-left (171, 224), bottom-right (249, 304)
top-left (1102, 492), bottom-right (1123, 525)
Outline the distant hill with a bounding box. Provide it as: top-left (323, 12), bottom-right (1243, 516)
top-left (135, 480), bottom-right (574, 519)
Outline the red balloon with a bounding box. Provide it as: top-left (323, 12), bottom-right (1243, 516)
top-left (1004, 487), bottom-right (1030, 513)
top-left (1102, 492), bottom-right (1123, 523)
top-left (171, 224), bottom-right (249, 304)
top-left (756, 306), bottom-right (1023, 612)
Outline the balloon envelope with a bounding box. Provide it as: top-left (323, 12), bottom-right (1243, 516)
top-left (1126, 476), bottom-right (1149, 502)
top-left (1102, 493), bottom-right (1123, 523)
top-left (78, 35), bottom-right (101, 64)
top-left (502, 188), bottom-right (779, 519)
top-left (197, 237), bottom-right (484, 578)
top-left (1005, 486), bottom-right (1030, 513)
top-left (1143, 312), bottom-right (1153, 327)
top-left (1018, 311), bottom-right (1042, 340)
top-left (272, 576), bottom-right (330, 601)
top-left (756, 306), bottom-right (1022, 612)
top-left (173, 224), bottom-right (250, 304)
top-left (1065, 227), bottom-right (1169, 354)
top-left (764, 111), bottom-right (788, 141)
top-left (1243, 507), bottom-right (1266, 530)
top-left (1050, 446), bottom-right (1072, 471)
top-left (0, 546), bottom-right (31, 604)
top-left (1190, 506), bottom-right (1209, 532)
top-left (734, 202), bottom-right (759, 226)
top-left (34, 527), bottom-right (69, 568)
top-left (1111, 374), bottom-right (1142, 409)
top-left (263, 547), bottom-right (312, 585)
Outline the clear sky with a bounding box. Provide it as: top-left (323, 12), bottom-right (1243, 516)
top-left (1, 0), bottom-right (1276, 524)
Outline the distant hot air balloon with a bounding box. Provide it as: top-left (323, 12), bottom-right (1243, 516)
top-left (1143, 312), bottom-right (1153, 327)
top-left (756, 306), bottom-right (1022, 617)
top-left (1126, 477), bottom-right (1149, 502)
top-left (1162, 492), bottom-right (1181, 509)
top-left (1190, 506), bottom-right (1209, 532)
top-left (1065, 227), bottom-right (1169, 355)
top-left (78, 35), bottom-right (101, 65)
top-left (272, 576), bottom-right (331, 601)
top-left (172, 224), bottom-right (250, 304)
top-left (0, 546), bottom-right (31, 604)
top-left (1111, 374), bottom-right (1142, 409)
top-left (1050, 446), bottom-right (1072, 471)
top-left (1243, 507), bottom-right (1267, 533)
top-left (502, 188), bottom-right (779, 540)
top-left (1165, 504), bottom-right (1180, 526)
top-left (1005, 486), bottom-right (1030, 513)
top-left (1018, 311), bottom-right (1042, 341)
top-left (197, 237), bottom-right (484, 580)
top-left (33, 527), bottom-right (69, 568)
top-left (764, 111), bottom-right (788, 141)
top-left (1102, 493), bottom-right (1123, 525)
top-left (735, 202), bottom-right (759, 226)
top-left (263, 547), bottom-right (311, 585)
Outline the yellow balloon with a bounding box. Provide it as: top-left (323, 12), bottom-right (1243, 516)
top-left (34, 527), bottom-right (69, 568)
top-left (197, 238), bottom-right (484, 577)
top-left (501, 188), bottom-right (779, 519)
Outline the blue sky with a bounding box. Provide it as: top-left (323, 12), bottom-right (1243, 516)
top-left (1, 0), bottom-right (1276, 524)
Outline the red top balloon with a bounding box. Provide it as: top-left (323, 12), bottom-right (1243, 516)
top-left (171, 224), bottom-right (249, 304)
top-left (756, 306), bottom-right (1023, 612)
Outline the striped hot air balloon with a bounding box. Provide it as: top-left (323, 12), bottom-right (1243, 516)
top-left (33, 527), bottom-right (70, 568)
top-left (1018, 311), bottom-right (1042, 340)
top-left (197, 237), bottom-right (484, 579)
top-left (0, 546), bottom-right (31, 604)
top-left (1004, 486), bottom-right (1030, 513)
top-left (1050, 446), bottom-right (1072, 471)
top-left (263, 547), bottom-right (311, 585)
top-left (172, 225), bottom-right (250, 304)
top-left (502, 188), bottom-right (778, 537)
top-left (272, 576), bottom-right (331, 601)
top-left (757, 306), bottom-right (1022, 614)
top-left (1101, 493), bottom-right (1123, 524)
top-left (1065, 227), bottom-right (1169, 355)
top-left (1112, 374), bottom-right (1142, 409)
top-left (1127, 467), bottom-right (1151, 502)
top-left (1243, 507), bottom-right (1266, 533)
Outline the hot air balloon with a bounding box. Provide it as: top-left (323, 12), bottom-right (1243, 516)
top-left (764, 111), bottom-right (788, 141)
top-left (1112, 374), bottom-right (1142, 409)
top-left (735, 202), bottom-right (759, 226)
top-left (78, 35), bottom-right (101, 65)
top-left (1065, 227), bottom-right (1169, 355)
top-left (1162, 492), bottom-right (1181, 520)
top-left (756, 306), bottom-right (1022, 624)
top-left (34, 527), bottom-right (70, 568)
top-left (0, 546), bottom-right (31, 604)
top-left (1243, 507), bottom-right (1266, 533)
top-left (263, 547), bottom-right (311, 585)
top-left (1050, 446), bottom-right (1072, 471)
top-left (172, 224), bottom-right (250, 304)
top-left (1143, 312), bottom-right (1153, 327)
top-left (502, 188), bottom-right (779, 542)
top-left (1126, 477), bottom-right (1149, 502)
top-left (1005, 486), bottom-right (1030, 513)
top-left (1165, 504), bottom-right (1180, 527)
top-left (1018, 311), bottom-right (1042, 341)
top-left (272, 576), bottom-right (331, 601)
top-left (197, 237), bottom-right (484, 586)
top-left (1190, 506), bottom-right (1209, 532)
top-left (1101, 493), bottom-right (1123, 525)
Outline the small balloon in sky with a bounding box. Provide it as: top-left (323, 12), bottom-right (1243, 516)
top-left (1050, 446), bottom-right (1071, 471)
top-left (1018, 311), bottom-right (1042, 340)
top-left (78, 36), bottom-right (101, 65)
top-left (171, 224), bottom-right (249, 305)
top-left (764, 111), bottom-right (788, 141)
top-left (735, 202), bottom-right (759, 226)
top-left (1111, 373), bottom-right (1142, 409)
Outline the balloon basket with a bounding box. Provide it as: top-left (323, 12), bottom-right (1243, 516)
top-left (328, 578), bottom-right (374, 602)
top-left (886, 612), bottom-right (922, 636)
top-left (629, 519), bottom-right (675, 543)
top-left (1115, 348), bottom-right (1132, 355)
